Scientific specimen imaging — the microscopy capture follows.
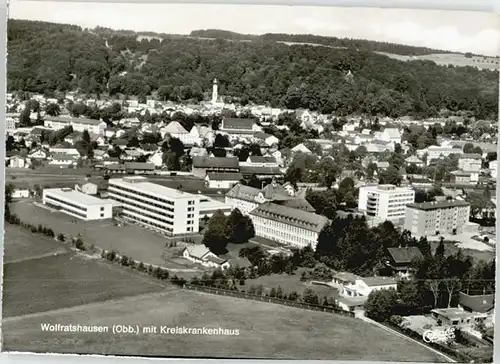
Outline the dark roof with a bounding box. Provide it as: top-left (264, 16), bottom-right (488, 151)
top-left (387, 247), bottom-right (423, 264)
top-left (205, 255), bottom-right (228, 265)
top-left (276, 198), bottom-right (315, 212)
top-left (106, 163), bottom-right (126, 170)
top-left (206, 172), bottom-right (243, 181)
top-left (248, 156), bottom-right (277, 164)
top-left (221, 118), bottom-right (255, 130)
top-left (407, 200), bottom-right (470, 211)
top-left (226, 183), bottom-right (261, 202)
top-left (124, 162), bottom-right (155, 170)
top-left (261, 182), bottom-right (292, 201)
top-left (458, 292), bottom-right (495, 313)
top-left (460, 153), bottom-right (482, 160)
top-left (249, 202), bottom-right (330, 233)
top-left (193, 156), bottom-right (239, 169)
top-left (239, 165), bottom-right (282, 176)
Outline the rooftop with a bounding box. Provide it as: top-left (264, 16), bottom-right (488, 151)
top-left (192, 156), bottom-right (239, 169)
top-left (362, 276), bottom-right (398, 287)
top-left (109, 177), bottom-right (199, 200)
top-left (407, 200), bottom-right (470, 211)
top-left (458, 292), bottom-right (495, 313)
top-left (361, 184), bottom-right (414, 193)
top-left (206, 172), bottom-right (243, 181)
top-left (249, 202), bottom-right (330, 233)
top-left (387, 246), bottom-right (424, 264)
top-left (44, 188), bottom-right (113, 206)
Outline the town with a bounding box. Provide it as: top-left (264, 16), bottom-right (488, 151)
top-left (2, 16), bottom-right (497, 363)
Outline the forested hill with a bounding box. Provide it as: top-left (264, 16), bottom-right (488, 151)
top-left (189, 29), bottom-right (451, 56)
top-left (7, 19), bottom-right (499, 119)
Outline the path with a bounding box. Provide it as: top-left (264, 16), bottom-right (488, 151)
top-left (359, 314), bottom-right (456, 363)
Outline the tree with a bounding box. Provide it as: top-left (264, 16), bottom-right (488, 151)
top-left (226, 208), bottom-right (255, 243)
top-left (202, 210), bottom-right (229, 255)
top-left (443, 278), bottom-right (461, 308)
top-left (45, 103), bottom-right (61, 116)
top-left (214, 134), bottom-right (230, 149)
top-left (463, 143), bottom-right (475, 154)
top-left (378, 166), bottom-right (402, 186)
top-left (365, 288), bottom-right (398, 322)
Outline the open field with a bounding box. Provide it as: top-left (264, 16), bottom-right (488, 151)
top-left (3, 251), bottom-right (172, 318)
top-left (376, 52), bottom-right (499, 70)
top-left (4, 225), bottom-right (69, 263)
top-left (10, 201), bottom-right (197, 269)
top-left (2, 289), bottom-right (445, 361)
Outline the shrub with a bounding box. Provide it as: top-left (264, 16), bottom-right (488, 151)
top-left (57, 233), bottom-right (65, 242)
top-left (390, 315), bottom-right (403, 327)
top-left (75, 238), bottom-right (85, 251)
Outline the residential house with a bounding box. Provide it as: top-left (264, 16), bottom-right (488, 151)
top-left (291, 143), bottom-right (312, 154)
top-left (331, 272), bottom-right (398, 298)
top-left (182, 245), bottom-right (230, 270)
top-left (450, 170), bottom-right (476, 184)
top-left (49, 147), bottom-right (80, 156)
top-left (378, 128), bottom-right (402, 145)
top-left (48, 153), bottom-right (79, 167)
top-left (219, 117), bottom-right (262, 138)
top-left (9, 155), bottom-right (27, 168)
top-left (431, 308), bottom-right (489, 328)
top-left (27, 148), bottom-right (49, 160)
top-left (240, 156), bottom-right (279, 168)
top-left (489, 160), bottom-right (497, 179)
top-left (405, 155), bottom-right (424, 168)
top-left (421, 145), bottom-right (464, 165)
top-left (458, 154), bottom-right (482, 173)
top-left (161, 121), bottom-right (201, 146)
top-left (385, 247), bottom-right (423, 278)
top-left (205, 172), bottom-right (243, 189)
top-left (458, 292), bottom-right (495, 327)
top-left (253, 132), bottom-right (279, 146)
top-left (12, 184), bottom-right (30, 199)
top-left (191, 156), bottom-right (240, 178)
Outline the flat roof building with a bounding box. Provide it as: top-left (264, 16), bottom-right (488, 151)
top-left (404, 200), bottom-right (471, 237)
top-left (42, 188), bottom-right (113, 220)
top-left (358, 184), bottom-right (415, 223)
top-left (108, 176), bottom-right (200, 235)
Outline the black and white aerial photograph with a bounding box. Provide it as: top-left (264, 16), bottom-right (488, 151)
top-left (2, 1), bottom-right (498, 362)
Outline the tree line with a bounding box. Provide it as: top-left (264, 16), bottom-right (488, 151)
top-left (8, 19), bottom-right (498, 120)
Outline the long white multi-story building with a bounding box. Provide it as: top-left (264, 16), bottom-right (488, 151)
top-left (42, 188), bottom-right (113, 220)
top-left (358, 184), bottom-right (415, 223)
top-left (44, 116), bottom-right (107, 135)
top-left (107, 177), bottom-right (200, 235)
top-left (249, 202), bottom-right (330, 250)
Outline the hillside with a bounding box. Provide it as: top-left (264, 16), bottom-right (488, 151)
top-left (7, 19), bottom-right (499, 119)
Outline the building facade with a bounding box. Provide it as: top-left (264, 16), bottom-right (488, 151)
top-left (404, 200), bottom-right (471, 236)
top-left (42, 188), bottom-right (113, 220)
top-left (458, 154), bottom-right (482, 173)
top-left (358, 184), bottom-right (415, 222)
top-left (108, 177), bottom-right (200, 235)
top-left (248, 202), bottom-right (329, 250)
top-left (44, 116), bottom-right (107, 135)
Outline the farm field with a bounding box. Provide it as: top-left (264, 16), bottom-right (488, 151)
top-left (2, 289), bottom-right (445, 362)
top-left (3, 251), bottom-right (171, 318)
top-left (3, 225), bottom-right (69, 263)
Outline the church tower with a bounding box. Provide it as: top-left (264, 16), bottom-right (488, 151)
top-left (211, 78), bottom-right (218, 106)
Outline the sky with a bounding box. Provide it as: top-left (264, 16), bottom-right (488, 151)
top-left (8, 0), bottom-right (500, 56)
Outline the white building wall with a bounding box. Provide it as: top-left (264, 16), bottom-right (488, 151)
top-left (358, 186), bottom-right (415, 221)
top-left (250, 215), bottom-right (319, 250)
top-left (42, 190), bottom-right (112, 220)
top-left (107, 180), bottom-right (199, 235)
top-left (225, 196), bottom-right (258, 215)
